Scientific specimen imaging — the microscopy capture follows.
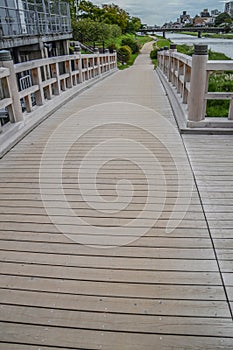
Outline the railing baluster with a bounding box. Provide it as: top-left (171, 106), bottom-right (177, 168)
top-left (0, 50), bottom-right (23, 122)
top-left (0, 50), bottom-right (117, 133)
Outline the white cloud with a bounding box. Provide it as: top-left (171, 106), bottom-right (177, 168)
top-left (92, 0), bottom-right (224, 25)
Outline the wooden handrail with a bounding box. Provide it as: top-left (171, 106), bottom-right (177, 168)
top-left (0, 50), bottom-right (117, 131)
top-left (158, 47), bottom-right (233, 123)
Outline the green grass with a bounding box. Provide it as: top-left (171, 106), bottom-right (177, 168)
top-left (93, 33), bottom-right (152, 69)
top-left (105, 33), bottom-right (152, 49)
top-left (150, 35), bottom-right (171, 68)
top-left (154, 35), bottom-right (171, 48)
top-left (176, 44), bottom-right (194, 55)
top-left (207, 72), bottom-right (233, 117)
top-left (118, 53), bottom-right (138, 70)
top-left (116, 34), bottom-right (152, 69)
top-left (208, 49), bottom-right (231, 60)
top-left (180, 31), bottom-right (233, 39)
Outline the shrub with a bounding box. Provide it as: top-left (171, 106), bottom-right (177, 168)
top-left (121, 37), bottom-right (140, 54)
top-left (117, 45), bottom-right (132, 63)
top-left (108, 42), bottom-right (117, 53)
top-left (150, 48), bottom-right (159, 59)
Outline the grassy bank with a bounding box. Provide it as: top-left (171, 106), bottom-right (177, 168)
top-left (180, 31), bottom-right (233, 39)
top-left (150, 35), bottom-right (171, 67)
top-left (107, 34), bottom-right (152, 70)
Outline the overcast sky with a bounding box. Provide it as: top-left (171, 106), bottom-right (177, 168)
top-left (92, 0), bottom-right (227, 25)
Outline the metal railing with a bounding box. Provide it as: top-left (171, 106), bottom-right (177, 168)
top-left (0, 0), bottom-right (71, 37)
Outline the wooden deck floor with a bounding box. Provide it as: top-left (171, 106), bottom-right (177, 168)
top-left (0, 42), bottom-right (233, 349)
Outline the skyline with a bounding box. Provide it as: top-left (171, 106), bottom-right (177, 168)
top-left (92, 0), bottom-right (228, 25)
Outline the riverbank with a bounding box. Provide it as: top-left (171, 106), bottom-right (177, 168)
top-left (180, 31), bottom-right (233, 39)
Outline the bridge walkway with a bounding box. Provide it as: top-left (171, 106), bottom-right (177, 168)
top-left (0, 42), bottom-right (233, 349)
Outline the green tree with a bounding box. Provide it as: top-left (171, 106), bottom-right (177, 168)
top-left (127, 17), bottom-right (142, 33)
top-left (78, 0), bottom-right (103, 21)
top-left (72, 18), bottom-right (121, 42)
top-left (215, 12), bottom-right (232, 26)
top-left (102, 4), bottom-right (129, 33)
top-left (121, 37), bottom-right (140, 53)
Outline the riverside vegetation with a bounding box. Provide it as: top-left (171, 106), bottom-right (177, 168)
top-left (69, 0), bottom-right (151, 69)
top-left (150, 35), bottom-right (233, 117)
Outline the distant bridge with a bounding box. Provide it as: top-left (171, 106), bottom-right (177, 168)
top-left (140, 27), bottom-right (227, 38)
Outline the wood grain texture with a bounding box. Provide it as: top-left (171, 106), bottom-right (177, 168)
top-left (0, 42), bottom-right (233, 349)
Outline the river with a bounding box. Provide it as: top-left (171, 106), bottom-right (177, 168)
top-left (164, 33), bottom-right (233, 59)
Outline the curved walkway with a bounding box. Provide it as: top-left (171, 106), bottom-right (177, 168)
top-left (0, 43), bottom-right (233, 349)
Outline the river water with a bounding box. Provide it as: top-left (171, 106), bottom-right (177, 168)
top-left (165, 33), bottom-right (233, 59)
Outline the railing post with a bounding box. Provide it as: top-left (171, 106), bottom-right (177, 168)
top-left (0, 50), bottom-right (23, 123)
top-left (188, 44), bottom-right (208, 122)
top-left (94, 48), bottom-right (101, 77)
top-left (105, 49), bottom-right (110, 71)
top-left (229, 100), bottom-right (233, 120)
top-left (161, 48), bottom-right (165, 73)
top-left (163, 46), bottom-right (169, 76)
top-left (32, 67), bottom-right (45, 105)
top-left (65, 58), bottom-right (72, 88)
top-left (168, 44), bottom-right (176, 82)
top-left (113, 50), bottom-right (117, 69)
top-left (50, 62), bottom-right (60, 95)
top-left (75, 46), bottom-right (83, 83)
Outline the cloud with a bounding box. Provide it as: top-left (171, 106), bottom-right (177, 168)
top-left (92, 0), bottom-right (224, 25)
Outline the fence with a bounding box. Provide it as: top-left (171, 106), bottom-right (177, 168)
top-left (0, 48), bottom-right (117, 130)
top-left (157, 44), bottom-right (233, 126)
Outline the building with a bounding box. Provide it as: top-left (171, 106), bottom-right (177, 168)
top-left (0, 0), bottom-right (72, 63)
top-left (178, 11), bottom-right (191, 25)
top-left (225, 2), bottom-right (233, 17)
top-left (193, 9), bottom-right (215, 26)
top-left (211, 9), bottom-right (221, 17)
top-left (200, 9), bottom-right (210, 17)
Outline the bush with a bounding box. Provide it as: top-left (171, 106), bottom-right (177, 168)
top-left (108, 42), bottom-right (117, 53)
top-left (117, 45), bottom-right (132, 63)
top-left (150, 48), bottom-right (159, 59)
top-left (121, 37), bottom-right (140, 54)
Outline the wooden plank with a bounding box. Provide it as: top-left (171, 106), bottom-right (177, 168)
top-left (0, 248), bottom-right (219, 271)
top-left (0, 288), bottom-right (229, 318)
top-left (0, 231), bottom-right (212, 248)
top-left (0, 261), bottom-right (222, 285)
top-left (0, 98), bottom-right (12, 109)
top-left (0, 210), bottom-right (206, 222)
top-left (0, 322), bottom-right (233, 350)
top-left (0, 275), bottom-right (226, 300)
top-left (0, 344), bottom-right (61, 350)
top-left (0, 304), bottom-right (232, 337)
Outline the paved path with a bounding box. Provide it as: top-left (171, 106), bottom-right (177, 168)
top-left (0, 42), bottom-right (233, 349)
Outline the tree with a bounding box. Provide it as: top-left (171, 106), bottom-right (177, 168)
top-left (75, 0), bottom-right (103, 21)
top-left (101, 4), bottom-right (129, 33)
top-left (127, 17), bottom-right (142, 33)
top-left (215, 12), bottom-right (232, 26)
top-left (72, 18), bottom-right (121, 42)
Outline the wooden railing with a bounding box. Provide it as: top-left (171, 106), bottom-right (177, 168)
top-left (157, 44), bottom-right (233, 126)
top-left (0, 49), bottom-right (117, 132)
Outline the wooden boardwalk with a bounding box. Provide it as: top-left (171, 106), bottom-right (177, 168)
top-left (0, 42), bottom-right (233, 349)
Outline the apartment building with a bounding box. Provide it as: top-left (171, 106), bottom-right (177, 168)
top-left (225, 1), bottom-right (233, 17)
